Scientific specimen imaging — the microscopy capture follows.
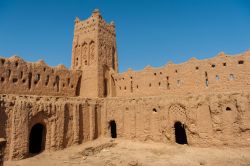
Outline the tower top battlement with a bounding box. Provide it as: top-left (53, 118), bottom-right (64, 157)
top-left (74, 9), bottom-right (115, 36)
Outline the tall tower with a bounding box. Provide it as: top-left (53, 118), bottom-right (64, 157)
top-left (71, 9), bottom-right (118, 97)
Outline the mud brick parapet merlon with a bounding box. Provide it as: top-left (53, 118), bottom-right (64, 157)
top-left (113, 51), bottom-right (250, 97)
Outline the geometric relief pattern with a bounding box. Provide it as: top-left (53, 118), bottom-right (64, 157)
top-left (168, 104), bottom-right (187, 124)
top-left (73, 40), bottom-right (95, 68)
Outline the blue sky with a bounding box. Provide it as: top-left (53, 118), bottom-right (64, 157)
top-left (0, 0), bottom-right (250, 72)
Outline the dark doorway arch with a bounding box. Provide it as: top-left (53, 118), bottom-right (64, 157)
top-left (174, 121), bottom-right (188, 144)
top-left (29, 123), bottom-right (46, 154)
top-left (109, 120), bottom-right (117, 138)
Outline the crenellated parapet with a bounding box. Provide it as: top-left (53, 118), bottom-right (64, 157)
top-left (113, 50), bottom-right (250, 97)
top-left (0, 56), bottom-right (82, 97)
top-left (73, 9), bottom-right (116, 39)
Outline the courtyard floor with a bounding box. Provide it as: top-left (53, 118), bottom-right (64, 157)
top-left (5, 138), bottom-right (250, 166)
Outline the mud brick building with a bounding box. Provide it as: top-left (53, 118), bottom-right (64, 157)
top-left (1, 9), bottom-right (250, 161)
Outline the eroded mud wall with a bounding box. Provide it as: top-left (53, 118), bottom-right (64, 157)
top-left (0, 95), bottom-right (101, 160)
top-left (103, 92), bottom-right (250, 147)
top-left (114, 51), bottom-right (250, 97)
top-left (0, 56), bottom-right (82, 97)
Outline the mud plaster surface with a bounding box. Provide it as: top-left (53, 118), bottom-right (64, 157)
top-left (5, 138), bottom-right (250, 166)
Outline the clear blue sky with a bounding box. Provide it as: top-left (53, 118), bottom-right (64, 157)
top-left (0, 0), bottom-right (250, 72)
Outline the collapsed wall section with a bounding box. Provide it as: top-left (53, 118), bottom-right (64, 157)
top-left (113, 50), bottom-right (250, 97)
top-left (0, 56), bottom-right (82, 97)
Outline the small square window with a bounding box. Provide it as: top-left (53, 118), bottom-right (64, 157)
top-left (229, 74), bottom-right (235, 80)
top-left (216, 75), bottom-right (220, 80)
top-left (238, 60), bottom-right (244, 64)
top-left (177, 80), bottom-right (181, 86)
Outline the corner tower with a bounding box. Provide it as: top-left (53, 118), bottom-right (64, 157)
top-left (71, 9), bottom-right (118, 97)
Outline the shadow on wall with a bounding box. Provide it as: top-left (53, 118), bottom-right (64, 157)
top-left (76, 76), bottom-right (82, 96)
top-left (0, 107), bottom-right (7, 165)
top-left (0, 108), bottom-right (7, 140)
top-left (63, 104), bottom-right (70, 148)
top-left (0, 138), bottom-right (6, 166)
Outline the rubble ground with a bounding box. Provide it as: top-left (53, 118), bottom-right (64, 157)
top-left (5, 138), bottom-right (250, 166)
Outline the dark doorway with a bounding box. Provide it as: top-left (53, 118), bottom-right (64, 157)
top-left (109, 120), bottom-right (117, 138)
top-left (174, 121), bottom-right (188, 144)
top-left (29, 123), bottom-right (46, 154)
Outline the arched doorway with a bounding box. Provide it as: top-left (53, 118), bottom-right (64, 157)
top-left (174, 121), bottom-right (188, 144)
top-left (29, 123), bottom-right (46, 154)
top-left (109, 120), bottom-right (117, 138)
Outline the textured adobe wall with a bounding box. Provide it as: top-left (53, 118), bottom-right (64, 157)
top-left (0, 94), bottom-right (102, 160)
top-left (0, 56), bottom-right (82, 97)
top-left (1, 92), bottom-right (250, 161)
top-left (1, 9), bottom-right (250, 163)
top-left (71, 9), bottom-right (118, 98)
top-left (114, 51), bottom-right (250, 97)
top-left (72, 10), bottom-right (117, 72)
top-left (102, 92), bottom-right (250, 147)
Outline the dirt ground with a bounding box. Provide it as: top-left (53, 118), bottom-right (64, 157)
top-left (5, 138), bottom-right (250, 166)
